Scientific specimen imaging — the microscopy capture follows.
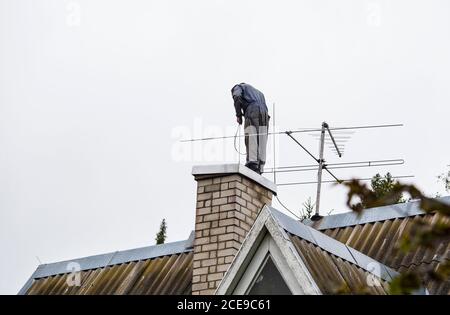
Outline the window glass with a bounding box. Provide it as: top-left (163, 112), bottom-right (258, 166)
top-left (248, 256), bottom-right (292, 295)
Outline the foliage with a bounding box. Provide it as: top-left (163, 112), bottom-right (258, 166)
top-left (358, 173), bottom-right (405, 208)
top-left (389, 272), bottom-right (422, 295)
top-left (155, 218), bottom-right (167, 245)
top-left (334, 282), bottom-right (372, 295)
top-left (438, 168), bottom-right (450, 193)
top-left (342, 179), bottom-right (450, 294)
top-left (372, 173), bottom-right (405, 201)
top-left (299, 197), bottom-right (314, 221)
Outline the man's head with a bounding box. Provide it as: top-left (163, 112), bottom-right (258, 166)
top-left (231, 83), bottom-right (246, 98)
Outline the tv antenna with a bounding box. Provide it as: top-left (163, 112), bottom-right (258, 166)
top-left (265, 113), bottom-right (411, 220)
top-left (179, 110), bottom-right (412, 220)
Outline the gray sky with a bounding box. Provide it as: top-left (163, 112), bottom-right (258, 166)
top-left (1, 0), bottom-right (449, 294)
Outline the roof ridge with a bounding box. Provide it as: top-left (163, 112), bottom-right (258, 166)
top-left (269, 207), bottom-right (398, 282)
top-left (304, 196), bottom-right (450, 230)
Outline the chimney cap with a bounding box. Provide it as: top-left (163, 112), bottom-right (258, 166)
top-left (192, 163), bottom-right (277, 195)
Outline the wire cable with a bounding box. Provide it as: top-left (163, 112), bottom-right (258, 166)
top-left (275, 195), bottom-right (302, 220)
top-left (270, 102), bottom-right (301, 220)
top-left (234, 124), bottom-right (246, 156)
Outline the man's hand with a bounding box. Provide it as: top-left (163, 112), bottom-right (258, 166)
top-left (236, 116), bottom-right (243, 125)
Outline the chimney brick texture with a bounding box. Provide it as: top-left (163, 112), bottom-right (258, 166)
top-left (192, 173), bottom-right (273, 295)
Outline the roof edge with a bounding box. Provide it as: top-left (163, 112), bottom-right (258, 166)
top-left (305, 196), bottom-right (450, 230)
top-left (21, 231), bottom-right (195, 289)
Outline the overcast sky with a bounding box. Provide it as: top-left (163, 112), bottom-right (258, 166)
top-left (1, 0), bottom-right (449, 294)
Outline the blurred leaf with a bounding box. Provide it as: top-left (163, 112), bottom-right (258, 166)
top-left (389, 272), bottom-right (422, 295)
top-left (342, 177), bottom-right (450, 294)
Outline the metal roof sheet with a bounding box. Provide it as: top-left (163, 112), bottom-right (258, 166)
top-left (20, 232), bottom-right (194, 295)
top-left (305, 196), bottom-right (450, 230)
top-left (313, 206), bottom-right (450, 295)
top-left (269, 207), bottom-right (398, 282)
top-left (24, 252), bottom-right (193, 295)
top-left (33, 235), bottom-right (193, 279)
top-left (289, 235), bottom-right (391, 294)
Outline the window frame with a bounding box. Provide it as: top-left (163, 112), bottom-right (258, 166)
top-left (232, 232), bottom-right (300, 294)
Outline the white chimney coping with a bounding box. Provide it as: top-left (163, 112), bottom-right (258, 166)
top-left (192, 163), bottom-right (277, 195)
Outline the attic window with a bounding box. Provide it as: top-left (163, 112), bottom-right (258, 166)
top-left (247, 256), bottom-right (292, 295)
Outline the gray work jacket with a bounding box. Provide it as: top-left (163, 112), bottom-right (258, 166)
top-left (231, 83), bottom-right (268, 118)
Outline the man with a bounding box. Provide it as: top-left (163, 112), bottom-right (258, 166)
top-left (231, 83), bottom-right (270, 174)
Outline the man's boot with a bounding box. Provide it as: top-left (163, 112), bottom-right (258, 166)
top-left (245, 162), bottom-right (259, 174)
top-left (258, 162), bottom-right (265, 175)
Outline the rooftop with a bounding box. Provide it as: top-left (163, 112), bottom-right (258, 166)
top-left (19, 232), bottom-right (194, 295)
top-left (305, 196), bottom-right (450, 230)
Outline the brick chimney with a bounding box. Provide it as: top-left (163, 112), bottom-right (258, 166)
top-left (191, 164), bottom-right (277, 295)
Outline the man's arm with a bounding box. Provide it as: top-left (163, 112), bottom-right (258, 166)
top-left (232, 85), bottom-right (244, 123)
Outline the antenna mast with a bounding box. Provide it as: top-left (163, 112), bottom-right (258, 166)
top-left (314, 122), bottom-right (327, 219)
top-left (279, 121), bottom-right (406, 220)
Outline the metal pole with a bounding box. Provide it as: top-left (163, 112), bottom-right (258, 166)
top-left (180, 123), bottom-right (403, 143)
top-left (272, 103), bottom-right (277, 184)
top-left (263, 158), bottom-right (405, 173)
top-left (315, 122), bottom-right (327, 217)
top-left (285, 131), bottom-right (341, 182)
top-left (326, 125), bottom-right (342, 157)
top-left (285, 132), bottom-right (319, 163)
top-left (277, 175), bottom-right (415, 186)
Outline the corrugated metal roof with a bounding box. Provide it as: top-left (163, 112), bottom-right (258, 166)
top-left (21, 193), bottom-right (449, 295)
top-left (306, 200), bottom-right (450, 295)
top-left (269, 207), bottom-right (397, 282)
top-left (289, 234), bottom-right (390, 294)
top-left (21, 233), bottom-right (194, 295)
top-left (24, 252), bottom-right (193, 295)
top-left (305, 196), bottom-right (450, 230)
